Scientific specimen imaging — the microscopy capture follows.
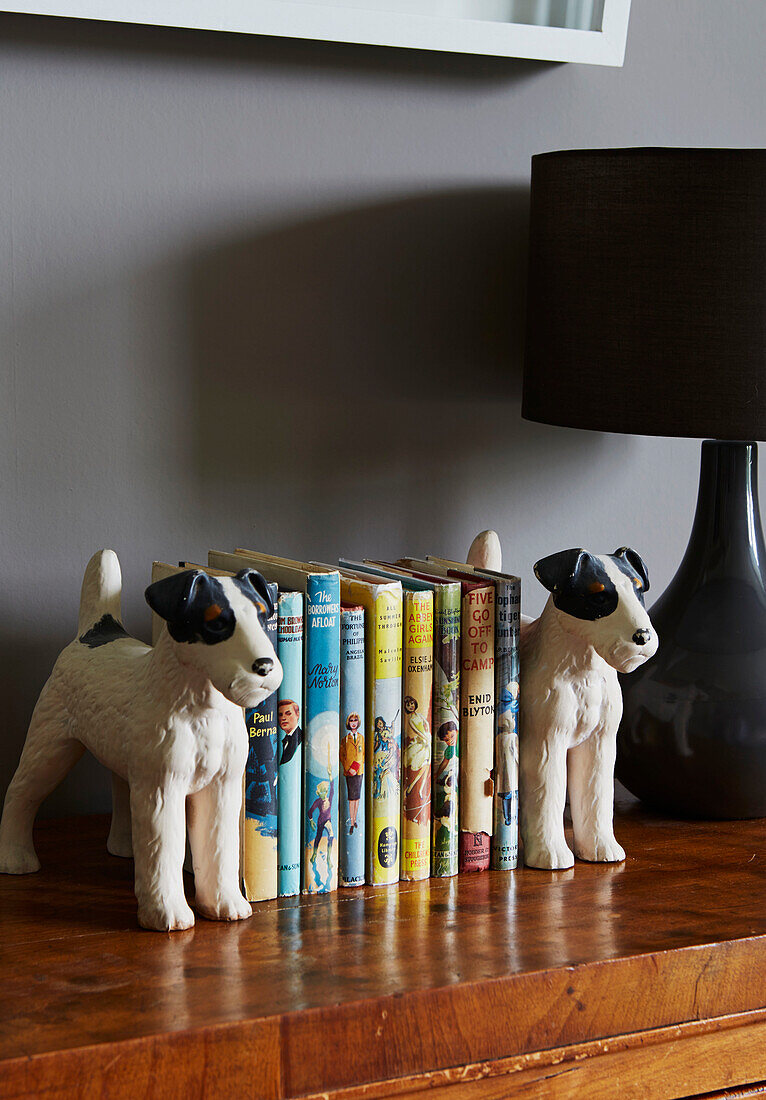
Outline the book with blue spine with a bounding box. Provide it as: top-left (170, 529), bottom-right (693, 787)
top-left (303, 570), bottom-right (342, 895)
top-left (276, 590), bottom-right (304, 897)
top-left (339, 604), bottom-right (366, 887)
top-left (243, 582), bottom-right (280, 901)
top-left (209, 550), bottom-right (341, 895)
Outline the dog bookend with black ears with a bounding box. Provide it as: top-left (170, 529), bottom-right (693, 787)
top-left (0, 550), bottom-right (282, 931)
top-left (466, 531), bottom-right (658, 871)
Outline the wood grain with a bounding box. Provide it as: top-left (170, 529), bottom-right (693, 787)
top-left (0, 798), bottom-right (765, 1098)
top-left (326, 1015), bottom-right (766, 1100)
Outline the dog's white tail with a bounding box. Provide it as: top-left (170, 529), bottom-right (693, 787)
top-left (467, 530), bottom-right (502, 573)
top-left (78, 549), bottom-right (123, 634)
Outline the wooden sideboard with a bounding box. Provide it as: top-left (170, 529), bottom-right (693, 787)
top-left (1, 798), bottom-right (765, 1099)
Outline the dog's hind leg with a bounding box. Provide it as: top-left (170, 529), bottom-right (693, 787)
top-left (0, 700), bottom-right (84, 874)
top-left (107, 773), bottom-right (133, 858)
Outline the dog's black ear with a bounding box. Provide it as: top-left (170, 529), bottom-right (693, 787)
top-left (234, 569), bottom-right (276, 619)
top-left (145, 570), bottom-right (235, 644)
top-left (534, 548), bottom-right (590, 593)
top-left (145, 570), bottom-right (203, 628)
top-left (613, 547), bottom-right (650, 593)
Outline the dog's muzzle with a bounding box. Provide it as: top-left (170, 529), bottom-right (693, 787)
top-left (611, 631), bottom-right (657, 673)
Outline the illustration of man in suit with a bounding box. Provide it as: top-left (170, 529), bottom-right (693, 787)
top-left (278, 699), bottom-right (302, 767)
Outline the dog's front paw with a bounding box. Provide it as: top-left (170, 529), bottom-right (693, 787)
top-left (524, 839), bottom-right (575, 870)
top-left (575, 835), bottom-right (626, 863)
top-left (137, 895), bottom-right (195, 932)
top-left (196, 890), bottom-right (252, 923)
top-left (0, 844), bottom-right (41, 875)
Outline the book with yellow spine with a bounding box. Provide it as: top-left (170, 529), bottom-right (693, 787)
top-left (400, 589), bottom-right (434, 881)
top-left (339, 569), bottom-right (403, 886)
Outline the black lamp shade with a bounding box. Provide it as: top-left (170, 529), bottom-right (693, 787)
top-left (523, 148), bottom-right (766, 440)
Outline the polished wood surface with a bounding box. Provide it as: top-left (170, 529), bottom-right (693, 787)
top-left (1, 798), bottom-right (765, 1098)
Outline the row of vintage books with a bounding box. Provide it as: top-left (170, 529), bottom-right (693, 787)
top-left (151, 549), bottom-right (520, 901)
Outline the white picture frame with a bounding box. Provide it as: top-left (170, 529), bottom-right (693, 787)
top-left (1, 1), bottom-right (631, 66)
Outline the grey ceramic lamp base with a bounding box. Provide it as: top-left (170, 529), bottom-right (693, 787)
top-left (617, 439), bottom-right (766, 819)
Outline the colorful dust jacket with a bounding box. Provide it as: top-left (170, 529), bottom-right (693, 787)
top-left (343, 561), bottom-right (434, 878)
top-left (276, 590), bottom-right (304, 897)
top-left (430, 558), bottom-right (521, 870)
top-left (243, 582), bottom-right (280, 902)
top-left (401, 560), bottom-right (495, 873)
top-left (338, 569), bottom-right (403, 887)
top-left (477, 569), bottom-right (520, 871)
top-left (353, 560), bottom-right (461, 878)
top-left (339, 605), bottom-right (366, 887)
top-left (208, 551), bottom-right (341, 895)
top-left (400, 589), bottom-right (434, 881)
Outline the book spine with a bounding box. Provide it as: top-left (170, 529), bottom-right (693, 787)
top-left (401, 590), bottom-right (433, 882)
top-left (243, 584), bottom-right (279, 902)
top-left (368, 588), bottom-right (403, 886)
top-left (277, 591), bottom-right (304, 897)
top-left (458, 585), bottom-right (495, 873)
top-left (431, 585), bottom-right (461, 877)
top-left (339, 606), bottom-right (366, 887)
top-left (491, 579), bottom-right (521, 871)
top-left (303, 573), bottom-right (341, 894)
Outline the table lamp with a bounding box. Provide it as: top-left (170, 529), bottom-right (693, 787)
top-left (522, 147), bottom-right (766, 819)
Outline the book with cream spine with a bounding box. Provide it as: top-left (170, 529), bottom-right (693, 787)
top-left (400, 589), bottom-right (433, 881)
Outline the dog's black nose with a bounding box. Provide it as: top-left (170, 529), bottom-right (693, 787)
top-left (252, 658), bottom-right (274, 676)
top-left (632, 630), bottom-right (651, 646)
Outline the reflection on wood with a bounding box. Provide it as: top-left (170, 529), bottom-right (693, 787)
top-left (1, 799), bottom-right (764, 1097)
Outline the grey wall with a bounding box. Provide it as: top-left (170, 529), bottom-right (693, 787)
top-left (2, 2), bottom-right (765, 815)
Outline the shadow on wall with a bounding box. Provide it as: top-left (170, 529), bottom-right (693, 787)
top-left (0, 187), bottom-right (610, 818)
top-left (0, 632), bottom-right (108, 819)
top-left (186, 186), bottom-right (534, 556)
top-left (0, 10), bottom-right (553, 87)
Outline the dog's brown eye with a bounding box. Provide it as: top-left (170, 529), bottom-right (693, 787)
top-left (204, 604), bottom-right (222, 622)
top-left (588, 582), bottom-right (605, 594)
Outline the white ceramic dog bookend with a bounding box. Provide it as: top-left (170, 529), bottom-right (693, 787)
top-left (520, 547), bottom-right (658, 870)
top-left (0, 550), bottom-right (282, 931)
